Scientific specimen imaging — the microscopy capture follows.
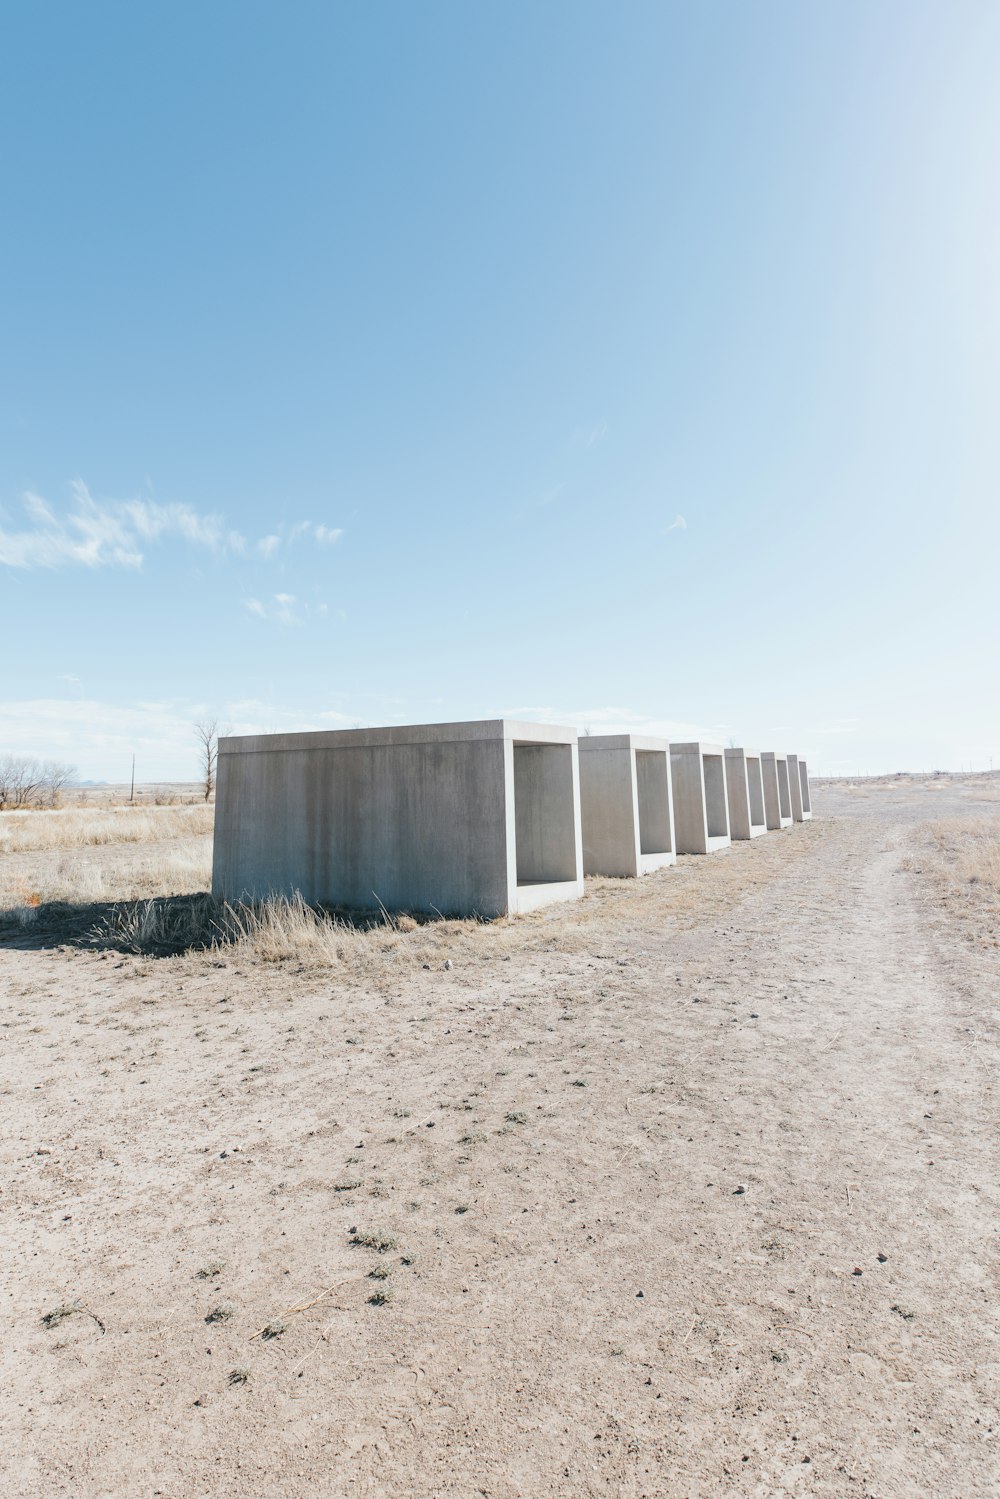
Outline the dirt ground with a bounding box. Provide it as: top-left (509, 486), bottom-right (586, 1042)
top-left (2, 780), bottom-right (998, 1498)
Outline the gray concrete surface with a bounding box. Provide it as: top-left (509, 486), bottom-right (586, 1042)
top-left (797, 758), bottom-right (813, 819)
top-left (761, 751), bottom-right (793, 830)
top-left (725, 747), bottom-right (768, 840)
top-left (669, 742), bottom-right (732, 854)
top-left (787, 753), bottom-right (805, 822)
top-left (212, 720), bottom-right (584, 917)
top-left (578, 734), bottom-right (676, 877)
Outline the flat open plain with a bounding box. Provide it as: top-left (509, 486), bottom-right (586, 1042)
top-left (1, 778), bottom-right (998, 1498)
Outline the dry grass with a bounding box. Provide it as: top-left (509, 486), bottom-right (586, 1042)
top-left (95, 890), bottom-right (513, 968)
top-left (0, 805), bottom-right (213, 855)
top-left (0, 843), bottom-right (213, 916)
top-left (0, 798), bottom-right (820, 970)
top-left (903, 817), bottom-right (1000, 944)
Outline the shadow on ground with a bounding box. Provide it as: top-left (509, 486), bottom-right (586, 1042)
top-left (0, 892), bottom-right (459, 958)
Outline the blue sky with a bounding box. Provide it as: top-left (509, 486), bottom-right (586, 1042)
top-left (2, 1), bottom-right (998, 780)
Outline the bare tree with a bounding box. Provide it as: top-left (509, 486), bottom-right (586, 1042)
top-left (42, 761), bottom-right (77, 807)
top-left (194, 720), bottom-right (221, 802)
top-left (0, 755), bottom-right (76, 809)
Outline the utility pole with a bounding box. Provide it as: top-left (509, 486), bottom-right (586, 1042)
top-left (130, 753), bottom-right (136, 804)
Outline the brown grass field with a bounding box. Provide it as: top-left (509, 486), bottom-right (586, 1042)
top-left (1, 775), bottom-right (998, 1497)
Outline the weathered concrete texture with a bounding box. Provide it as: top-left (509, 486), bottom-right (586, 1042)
top-left (669, 742), bottom-right (731, 854)
top-left (578, 735), bottom-right (676, 877)
top-left (212, 720), bottom-right (584, 918)
top-left (796, 756), bottom-right (813, 819)
top-left (761, 751), bottom-right (793, 830)
top-left (724, 747), bottom-right (768, 840)
top-left (787, 753), bottom-right (806, 822)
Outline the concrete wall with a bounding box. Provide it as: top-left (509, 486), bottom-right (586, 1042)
top-left (761, 752), bottom-right (793, 830)
top-left (787, 753), bottom-right (805, 822)
top-left (514, 742), bottom-right (579, 883)
top-left (797, 757), bottom-right (812, 819)
top-left (212, 720), bottom-right (584, 918)
top-left (669, 743), bottom-right (731, 854)
top-left (725, 747), bottom-right (767, 840)
top-left (578, 734), bottom-right (675, 877)
top-left (746, 753), bottom-right (766, 830)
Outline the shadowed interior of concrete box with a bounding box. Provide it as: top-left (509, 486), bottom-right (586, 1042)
top-left (746, 756), bottom-right (765, 827)
top-left (703, 754), bottom-right (728, 838)
top-left (636, 750), bottom-right (672, 856)
top-left (513, 742), bottom-right (578, 886)
top-left (777, 759), bottom-right (792, 820)
top-left (799, 762), bottom-right (812, 813)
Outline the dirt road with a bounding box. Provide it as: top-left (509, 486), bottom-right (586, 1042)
top-left (2, 783), bottom-right (997, 1497)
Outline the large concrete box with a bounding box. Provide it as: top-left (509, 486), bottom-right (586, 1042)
top-left (790, 755), bottom-right (812, 820)
top-left (761, 751), bottom-right (793, 830)
top-left (212, 720), bottom-right (585, 918)
top-left (724, 747), bottom-right (768, 840)
top-left (787, 753), bottom-right (806, 822)
top-left (579, 734), bottom-right (676, 877)
top-left (669, 742), bottom-right (731, 854)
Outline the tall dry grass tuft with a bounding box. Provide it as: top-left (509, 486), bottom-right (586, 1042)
top-left (93, 890), bottom-right (507, 969)
top-left (0, 805), bottom-right (214, 855)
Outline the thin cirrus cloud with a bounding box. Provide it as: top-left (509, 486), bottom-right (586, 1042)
top-left (0, 480), bottom-right (246, 569)
top-left (663, 515), bottom-right (687, 533)
top-left (572, 421), bottom-right (607, 449)
top-left (255, 522), bottom-right (344, 556)
top-left (244, 593), bottom-right (329, 627)
top-left (0, 481), bottom-right (346, 572)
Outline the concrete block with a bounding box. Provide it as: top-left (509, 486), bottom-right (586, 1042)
top-left (787, 753), bottom-right (805, 822)
top-left (797, 755), bottom-right (815, 827)
top-left (212, 720), bottom-right (584, 918)
top-left (724, 747), bottom-right (768, 840)
top-left (579, 734), bottom-right (676, 877)
top-left (761, 751), bottom-right (793, 830)
top-left (669, 742), bottom-right (731, 854)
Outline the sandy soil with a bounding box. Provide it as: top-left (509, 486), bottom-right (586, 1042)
top-left (2, 782), bottom-right (998, 1498)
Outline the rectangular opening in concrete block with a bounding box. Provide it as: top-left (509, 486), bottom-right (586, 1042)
top-left (799, 761), bottom-right (811, 813)
top-left (635, 749), bottom-right (672, 856)
top-left (703, 754), bottom-right (728, 838)
top-left (746, 756), bottom-right (765, 827)
top-left (513, 742), bottom-right (578, 886)
top-left (777, 759), bottom-right (791, 819)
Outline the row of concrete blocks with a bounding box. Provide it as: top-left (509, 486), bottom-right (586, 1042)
top-left (212, 721), bottom-right (812, 919)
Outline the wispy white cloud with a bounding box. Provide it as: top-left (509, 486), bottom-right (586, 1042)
top-left (499, 705), bottom-right (733, 743)
top-left (0, 480), bottom-right (246, 570)
top-left (244, 592), bottom-right (329, 627)
top-left (573, 421), bottom-right (608, 449)
top-left (314, 524), bottom-right (343, 546)
top-left (663, 515), bottom-right (687, 533)
top-left (0, 696), bottom-right (365, 781)
top-left (254, 521), bottom-right (344, 555)
top-left (0, 693), bottom-right (429, 780)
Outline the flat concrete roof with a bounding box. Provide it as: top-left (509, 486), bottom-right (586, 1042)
top-left (670, 741), bottom-right (726, 756)
top-left (219, 719), bottom-right (578, 756)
